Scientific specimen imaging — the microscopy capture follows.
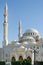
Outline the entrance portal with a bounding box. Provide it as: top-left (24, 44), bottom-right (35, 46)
top-left (11, 56), bottom-right (16, 61)
top-left (27, 56), bottom-right (31, 62)
top-left (19, 56), bottom-right (23, 60)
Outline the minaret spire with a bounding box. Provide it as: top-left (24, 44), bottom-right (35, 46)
top-left (3, 3), bottom-right (8, 46)
top-left (18, 20), bottom-right (22, 41)
top-left (4, 3), bottom-right (8, 23)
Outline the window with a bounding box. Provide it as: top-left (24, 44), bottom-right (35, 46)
top-left (33, 33), bottom-right (34, 35)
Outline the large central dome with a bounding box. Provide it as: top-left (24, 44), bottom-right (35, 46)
top-left (20, 28), bottom-right (41, 42)
top-left (23, 28), bottom-right (40, 37)
top-left (25, 28), bottom-right (39, 34)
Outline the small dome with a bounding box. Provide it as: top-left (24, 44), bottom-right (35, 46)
top-left (21, 36), bottom-right (36, 42)
top-left (19, 46), bottom-right (25, 48)
top-left (23, 41), bottom-right (28, 44)
top-left (11, 40), bottom-right (17, 43)
top-left (23, 36), bottom-right (35, 40)
top-left (16, 42), bottom-right (20, 45)
top-left (28, 48), bottom-right (32, 52)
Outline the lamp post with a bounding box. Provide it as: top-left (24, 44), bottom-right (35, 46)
top-left (32, 49), bottom-right (37, 65)
top-left (29, 47), bottom-right (39, 65)
top-left (32, 48), bottom-right (39, 65)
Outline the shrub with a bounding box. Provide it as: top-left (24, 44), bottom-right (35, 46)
top-left (22, 59), bottom-right (31, 65)
top-left (11, 59), bottom-right (31, 65)
top-left (11, 61), bottom-right (21, 65)
top-left (0, 61), bottom-right (5, 65)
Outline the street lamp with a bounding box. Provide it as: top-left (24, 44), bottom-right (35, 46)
top-left (28, 46), bottom-right (39, 65)
top-left (32, 47), bottom-right (39, 65)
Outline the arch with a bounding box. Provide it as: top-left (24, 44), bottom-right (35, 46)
top-left (19, 56), bottom-right (23, 60)
top-left (11, 56), bottom-right (16, 61)
top-left (27, 56), bottom-right (31, 62)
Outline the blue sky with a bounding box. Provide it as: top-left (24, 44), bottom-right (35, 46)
top-left (0, 0), bottom-right (43, 47)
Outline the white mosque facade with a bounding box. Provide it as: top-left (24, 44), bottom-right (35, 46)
top-left (0, 4), bottom-right (43, 62)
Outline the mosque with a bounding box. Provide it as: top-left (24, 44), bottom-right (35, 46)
top-left (0, 3), bottom-right (43, 62)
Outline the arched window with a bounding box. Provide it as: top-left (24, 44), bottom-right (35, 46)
top-left (33, 33), bottom-right (34, 35)
top-left (31, 33), bottom-right (32, 35)
top-left (19, 56), bottom-right (23, 60)
top-left (11, 56), bottom-right (16, 61)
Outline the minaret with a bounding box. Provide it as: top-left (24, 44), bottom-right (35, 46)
top-left (3, 3), bottom-right (8, 46)
top-left (18, 20), bottom-right (22, 41)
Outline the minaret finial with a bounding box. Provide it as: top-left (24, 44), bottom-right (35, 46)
top-left (5, 3), bottom-right (8, 14)
top-left (4, 3), bottom-right (8, 23)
